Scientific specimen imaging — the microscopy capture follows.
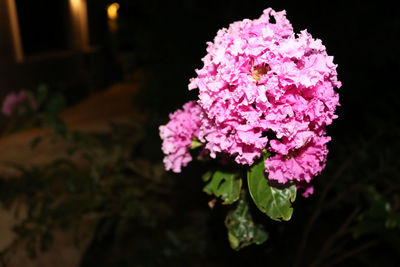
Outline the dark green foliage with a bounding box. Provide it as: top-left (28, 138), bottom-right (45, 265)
top-left (203, 170), bottom-right (242, 205)
top-left (225, 193), bottom-right (269, 250)
top-left (0, 118), bottom-right (174, 265)
top-left (1, 84), bottom-right (67, 136)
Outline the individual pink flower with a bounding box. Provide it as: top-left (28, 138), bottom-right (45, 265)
top-left (159, 101), bottom-right (203, 173)
top-left (296, 183), bottom-right (314, 198)
top-left (2, 90), bottom-right (37, 116)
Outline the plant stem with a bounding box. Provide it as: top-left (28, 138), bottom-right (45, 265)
top-left (292, 159), bottom-right (351, 267)
top-left (324, 240), bottom-right (378, 267)
top-left (309, 206), bottom-right (360, 267)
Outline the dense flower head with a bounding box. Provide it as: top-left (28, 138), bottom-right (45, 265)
top-left (189, 8), bottom-right (340, 168)
top-left (159, 101), bottom-right (203, 173)
top-left (160, 8), bottom-right (341, 190)
top-left (2, 90), bottom-right (37, 116)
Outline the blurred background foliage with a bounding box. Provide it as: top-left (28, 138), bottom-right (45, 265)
top-left (0, 0), bottom-right (399, 266)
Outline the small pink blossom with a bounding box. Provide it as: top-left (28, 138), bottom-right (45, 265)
top-left (2, 91), bottom-right (37, 116)
top-left (296, 183), bottom-right (314, 198)
top-left (159, 101), bottom-right (203, 173)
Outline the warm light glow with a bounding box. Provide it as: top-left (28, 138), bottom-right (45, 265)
top-left (6, 0), bottom-right (24, 62)
top-left (107, 3), bottom-right (120, 20)
top-left (68, 0), bottom-right (90, 49)
top-left (69, 0), bottom-right (81, 11)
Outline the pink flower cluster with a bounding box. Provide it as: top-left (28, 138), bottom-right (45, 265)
top-left (159, 101), bottom-right (202, 173)
top-left (2, 90), bottom-right (37, 116)
top-left (160, 8), bottom-right (340, 192)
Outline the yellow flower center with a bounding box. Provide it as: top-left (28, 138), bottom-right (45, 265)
top-left (251, 64), bottom-right (271, 82)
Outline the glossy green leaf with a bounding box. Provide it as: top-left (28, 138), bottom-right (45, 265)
top-left (247, 160), bottom-right (296, 221)
top-left (203, 170), bottom-right (241, 204)
top-left (225, 193), bottom-right (268, 250)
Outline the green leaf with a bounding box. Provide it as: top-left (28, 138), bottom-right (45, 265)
top-left (203, 170), bottom-right (241, 204)
top-left (202, 171), bottom-right (214, 195)
top-left (247, 160), bottom-right (296, 221)
top-left (225, 193), bottom-right (269, 250)
top-left (386, 213), bottom-right (400, 229)
top-left (353, 186), bottom-right (396, 238)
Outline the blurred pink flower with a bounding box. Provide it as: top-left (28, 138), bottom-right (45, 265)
top-left (2, 90), bottom-right (37, 116)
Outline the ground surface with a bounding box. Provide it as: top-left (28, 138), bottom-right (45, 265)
top-left (0, 72), bottom-right (143, 267)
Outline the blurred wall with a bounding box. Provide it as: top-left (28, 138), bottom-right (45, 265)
top-left (0, 0), bottom-right (111, 101)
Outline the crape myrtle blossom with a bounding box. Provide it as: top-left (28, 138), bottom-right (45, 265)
top-left (160, 8), bottom-right (341, 195)
top-left (159, 101), bottom-right (203, 173)
top-left (2, 90), bottom-right (37, 116)
top-left (188, 8), bottom-right (340, 166)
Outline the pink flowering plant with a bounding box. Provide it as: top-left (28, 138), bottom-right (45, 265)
top-left (160, 8), bottom-right (341, 249)
top-left (2, 90), bottom-right (37, 117)
top-left (1, 85), bottom-right (66, 136)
